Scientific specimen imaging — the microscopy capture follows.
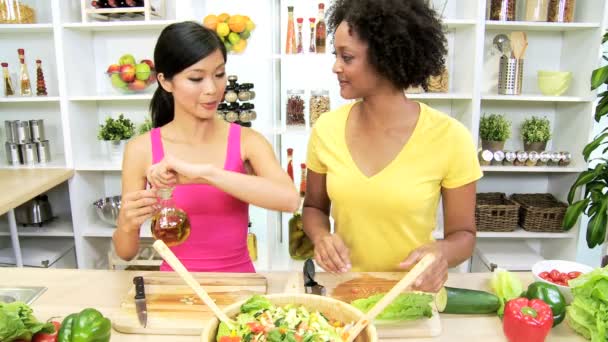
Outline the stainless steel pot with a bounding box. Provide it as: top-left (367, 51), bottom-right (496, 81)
top-left (15, 195), bottom-right (54, 226)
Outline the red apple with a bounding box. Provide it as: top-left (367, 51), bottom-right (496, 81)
top-left (128, 79), bottom-right (147, 91)
top-left (106, 64), bottom-right (120, 73)
top-left (119, 64), bottom-right (135, 82)
top-left (140, 59), bottom-right (155, 70)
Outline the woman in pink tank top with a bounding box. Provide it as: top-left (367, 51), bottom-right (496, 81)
top-left (112, 22), bottom-right (299, 273)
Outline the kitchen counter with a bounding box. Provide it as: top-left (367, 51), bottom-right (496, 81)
top-left (0, 268), bottom-right (583, 341)
top-left (0, 168), bottom-right (73, 215)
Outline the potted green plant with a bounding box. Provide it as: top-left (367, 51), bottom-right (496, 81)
top-left (521, 116), bottom-right (551, 152)
top-left (479, 113), bottom-right (511, 152)
top-left (98, 114), bottom-right (135, 161)
top-left (563, 32), bottom-right (608, 248)
top-left (138, 116), bottom-right (153, 135)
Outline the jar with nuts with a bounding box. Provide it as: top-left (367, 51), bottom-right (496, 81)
top-left (286, 89), bottom-right (306, 126)
top-left (309, 89), bottom-right (330, 127)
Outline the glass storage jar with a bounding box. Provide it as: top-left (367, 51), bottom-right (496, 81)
top-left (489, 0), bottom-right (518, 21)
top-left (0, 0), bottom-right (36, 23)
top-left (524, 0), bottom-right (549, 21)
top-left (309, 89), bottom-right (330, 127)
top-left (286, 89), bottom-right (305, 126)
top-left (548, 0), bottom-right (576, 22)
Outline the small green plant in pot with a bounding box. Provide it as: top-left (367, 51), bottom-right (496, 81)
top-left (138, 116), bottom-right (153, 135)
top-left (479, 114), bottom-right (511, 152)
top-left (98, 114), bottom-right (135, 161)
top-left (521, 116), bottom-right (551, 152)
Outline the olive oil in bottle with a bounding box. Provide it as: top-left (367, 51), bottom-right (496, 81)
top-left (151, 187), bottom-right (191, 247)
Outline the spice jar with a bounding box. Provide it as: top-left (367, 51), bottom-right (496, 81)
top-left (548, 0), bottom-right (576, 22)
top-left (225, 103), bottom-right (240, 123)
top-left (239, 103), bottom-right (255, 123)
top-left (524, 0), bottom-right (549, 21)
top-left (286, 89), bottom-right (305, 126)
top-left (0, 0), bottom-right (36, 23)
top-left (309, 89), bottom-right (330, 127)
top-left (489, 0), bottom-right (518, 21)
top-left (559, 151), bottom-right (571, 166)
top-left (514, 151), bottom-right (528, 166)
top-left (216, 103), bottom-right (228, 121)
top-left (538, 151), bottom-right (550, 166)
top-left (228, 75), bottom-right (238, 88)
top-left (503, 151), bottom-right (517, 166)
top-left (224, 85), bottom-right (238, 103)
top-left (237, 83), bottom-right (254, 102)
top-left (492, 150), bottom-right (505, 166)
top-left (479, 150), bottom-right (494, 166)
top-left (548, 152), bottom-right (561, 166)
top-left (526, 151), bottom-right (539, 166)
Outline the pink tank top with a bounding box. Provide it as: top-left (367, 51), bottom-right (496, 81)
top-left (151, 124), bottom-right (254, 273)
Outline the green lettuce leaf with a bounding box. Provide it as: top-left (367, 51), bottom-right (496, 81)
top-left (351, 293), bottom-right (433, 321)
top-left (566, 265), bottom-right (608, 341)
top-left (240, 295), bottom-right (272, 314)
top-left (491, 269), bottom-right (523, 317)
top-left (216, 321), bottom-right (232, 342)
top-left (0, 301), bottom-right (55, 342)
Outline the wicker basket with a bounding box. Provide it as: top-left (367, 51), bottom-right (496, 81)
top-left (510, 193), bottom-right (568, 232)
top-left (475, 193), bottom-right (520, 232)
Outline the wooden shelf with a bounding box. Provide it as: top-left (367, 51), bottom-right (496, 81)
top-left (0, 24), bottom-right (53, 33)
top-left (485, 21), bottom-right (600, 31)
top-left (63, 20), bottom-right (176, 32)
top-left (0, 97), bottom-right (60, 103)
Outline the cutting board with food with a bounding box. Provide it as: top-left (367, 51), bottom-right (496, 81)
top-left (112, 272), bottom-right (267, 335)
top-left (286, 271), bottom-right (442, 338)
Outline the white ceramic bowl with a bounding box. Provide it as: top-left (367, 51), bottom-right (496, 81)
top-left (532, 260), bottom-right (594, 303)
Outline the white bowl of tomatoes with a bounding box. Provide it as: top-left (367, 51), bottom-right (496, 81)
top-left (532, 260), bottom-right (594, 303)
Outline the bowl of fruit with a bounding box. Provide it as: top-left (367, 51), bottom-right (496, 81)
top-left (532, 260), bottom-right (594, 303)
top-left (106, 54), bottom-right (157, 94)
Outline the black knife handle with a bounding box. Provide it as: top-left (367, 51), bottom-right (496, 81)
top-left (133, 276), bottom-right (145, 300)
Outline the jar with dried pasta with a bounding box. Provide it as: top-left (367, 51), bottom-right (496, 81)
top-left (309, 89), bottom-right (330, 127)
top-left (286, 89), bottom-right (305, 126)
top-left (489, 0), bottom-right (518, 21)
top-left (0, 0), bottom-right (36, 23)
top-left (547, 0), bottom-right (576, 22)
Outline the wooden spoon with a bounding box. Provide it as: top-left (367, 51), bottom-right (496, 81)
top-left (343, 253), bottom-right (436, 342)
top-left (510, 31), bottom-right (528, 60)
top-left (152, 239), bottom-right (236, 326)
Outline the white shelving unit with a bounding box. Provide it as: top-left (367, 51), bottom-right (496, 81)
top-left (0, 0), bottom-right (606, 271)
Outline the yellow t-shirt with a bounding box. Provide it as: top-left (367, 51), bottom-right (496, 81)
top-left (306, 101), bottom-right (483, 271)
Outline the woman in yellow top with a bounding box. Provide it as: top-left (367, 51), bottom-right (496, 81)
top-left (303, 0), bottom-right (483, 293)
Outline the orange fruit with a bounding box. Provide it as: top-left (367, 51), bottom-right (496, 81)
top-left (245, 20), bottom-right (256, 32)
top-left (228, 15), bottom-right (246, 33)
top-left (232, 39), bottom-right (247, 53)
top-left (202, 14), bottom-right (218, 30)
top-left (242, 15), bottom-right (251, 22)
top-left (218, 13), bottom-right (230, 23)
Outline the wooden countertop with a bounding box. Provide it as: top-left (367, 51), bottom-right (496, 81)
top-left (0, 168), bottom-right (74, 215)
top-left (0, 268), bottom-right (583, 341)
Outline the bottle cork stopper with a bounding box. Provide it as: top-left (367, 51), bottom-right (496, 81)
top-left (297, 18), bottom-right (303, 23)
top-left (1, 62), bottom-right (7, 67)
top-left (309, 17), bottom-right (316, 23)
top-left (300, 163), bottom-right (306, 169)
top-left (18, 48), bottom-right (24, 54)
top-left (287, 148), bottom-right (293, 154)
top-left (319, 3), bottom-right (325, 9)
top-left (36, 59), bottom-right (41, 63)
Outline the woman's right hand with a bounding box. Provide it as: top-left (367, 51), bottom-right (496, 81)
top-left (313, 233), bottom-right (352, 273)
top-left (146, 159), bottom-right (177, 189)
top-left (118, 189), bottom-right (159, 233)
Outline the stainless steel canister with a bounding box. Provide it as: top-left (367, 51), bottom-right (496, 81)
top-left (36, 140), bottom-right (51, 163)
top-left (5, 142), bottom-right (20, 165)
top-left (29, 120), bottom-right (45, 142)
top-left (5, 120), bottom-right (16, 143)
top-left (19, 143), bottom-right (37, 165)
top-left (16, 121), bottom-right (31, 144)
top-left (498, 56), bottom-right (524, 95)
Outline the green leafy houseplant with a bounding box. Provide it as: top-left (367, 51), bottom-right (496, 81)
top-left (521, 116), bottom-right (551, 144)
top-left (97, 114), bottom-right (135, 141)
top-left (479, 114), bottom-right (511, 151)
top-left (563, 32), bottom-right (608, 248)
top-left (138, 116), bottom-right (153, 135)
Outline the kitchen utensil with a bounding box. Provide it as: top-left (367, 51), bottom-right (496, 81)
top-left (303, 258), bottom-right (326, 295)
top-left (510, 31), bottom-right (528, 59)
top-left (15, 120), bottom-right (31, 144)
top-left (29, 119), bottom-right (44, 142)
top-left (492, 34), bottom-right (510, 56)
top-left (19, 142), bottom-right (37, 165)
top-left (344, 254), bottom-right (436, 342)
top-left (93, 196), bottom-right (121, 226)
top-left (498, 56), bottom-right (524, 95)
top-left (113, 273), bottom-right (267, 335)
top-left (5, 142), bottom-right (20, 165)
top-left (5, 120), bottom-right (16, 143)
top-left (15, 194), bottom-right (53, 226)
top-left (36, 140), bottom-right (50, 163)
top-left (152, 239), bottom-right (236, 325)
top-left (133, 276), bottom-right (148, 328)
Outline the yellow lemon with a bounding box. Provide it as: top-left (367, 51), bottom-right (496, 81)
top-left (216, 22), bottom-right (230, 37)
top-left (245, 20), bottom-right (256, 32)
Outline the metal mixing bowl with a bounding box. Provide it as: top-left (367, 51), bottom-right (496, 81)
top-left (93, 196), bottom-right (121, 226)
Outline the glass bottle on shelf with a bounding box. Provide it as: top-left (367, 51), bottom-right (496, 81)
top-left (35, 60), bottom-right (47, 96)
top-left (288, 163), bottom-right (314, 260)
top-left (547, 0), bottom-right (576, 23)
top-left (286, 89), bottom-right (306, 126)
top-left (296, 17), bottom-right (304, 54)
top-left (285, 6), bottom-right (297, 54)
top-left (247, 221), bottom-right (258, 262)
top-left (309, 89), bottom-right (330, 127)
top-left (489, 0), bottom-right (517, 21)
top-left (151, 187), bottom-right (191, 247)
top-left (17, 49), bottom-right (32, 96)
top-left (524, 0), bottom-right (549, 21)
top-left (2, 63), bottom-right (15, 97)
top-left (309, 18), bottom-right (316, 53)
top-left (286, 148), bottom-right (294, 182)
top-left (315, 3), bottom-right (327, 53)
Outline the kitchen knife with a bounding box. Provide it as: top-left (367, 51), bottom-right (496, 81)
top-left (133, 276), bottom-right (147, 328)
top-left (303, 258), bottom-right (326, 296)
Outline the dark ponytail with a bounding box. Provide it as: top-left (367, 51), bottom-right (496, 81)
top-left (150, 21), bottom-right (227, 128)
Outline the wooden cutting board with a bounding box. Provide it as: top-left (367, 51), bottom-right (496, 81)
top-left (112, 273), bottom-right (267, 335)
top-left (285, 272), bottom-right (441, 339)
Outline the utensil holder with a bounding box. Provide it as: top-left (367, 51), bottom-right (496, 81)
top-left (498, 56), bottom-right (523, 95)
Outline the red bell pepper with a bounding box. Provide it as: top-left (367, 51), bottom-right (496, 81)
top-left (503, 297), bottom-right (553, 342)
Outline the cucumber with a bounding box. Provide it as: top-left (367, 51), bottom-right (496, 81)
top-left (436, 287), bottom-right (500, 314)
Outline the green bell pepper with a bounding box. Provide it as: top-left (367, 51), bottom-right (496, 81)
top-left (57, 308), bottom-right (111, 342)
top-left (524, 281), bottom-right (566, 327)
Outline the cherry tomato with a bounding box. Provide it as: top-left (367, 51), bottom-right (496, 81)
top-left (550, 270), bottom-right (561, 281)
top-left (568, 271), bottom-right (582, 279)
top-left (539, 271), bottom-right (549, 279)
top-left (32, 321), bottom-right (61, 342)
top-left (247, 322), bottom-right (264, 334)
top-left (560, 273), bottom-right (571, 282)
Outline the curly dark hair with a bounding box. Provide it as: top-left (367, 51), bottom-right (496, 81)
top-left (327, 0), bottom-right (447, 90)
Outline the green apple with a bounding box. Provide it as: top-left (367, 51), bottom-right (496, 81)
top-left (228, 32), bottom-right (240, 45)
top-left (119, 54), bottom-right (136, 66)
top-left (135, 63), bottom-right (151, 81)
top-left (111, 73), bottom-right (128, 89)
top-left (224, 41), bottom-right (232, 52)
top-left (240, 29), bottom-right (250, 40)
